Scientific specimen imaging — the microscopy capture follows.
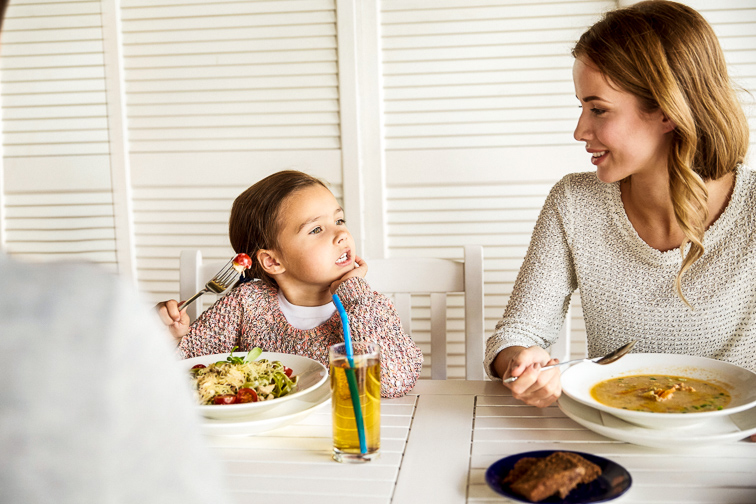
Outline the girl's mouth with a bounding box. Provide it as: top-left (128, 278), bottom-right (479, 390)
top-left (336, 251), bottom-right (350, 266)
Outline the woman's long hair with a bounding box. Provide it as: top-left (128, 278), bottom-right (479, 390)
top-left (573, 0), bottom-right (749, 306)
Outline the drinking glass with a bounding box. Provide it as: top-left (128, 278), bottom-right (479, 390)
top-left (329, 341), bottom-right (381, 463)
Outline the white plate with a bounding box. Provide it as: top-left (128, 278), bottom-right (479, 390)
top-left (200, 379), bottom-right (331, 436)
top-left (561, 353), bottom-right (756, 429)
top-left (559, 393), bottom-right (756, 449)
top-left (184, 352), bottom-right (328, 420)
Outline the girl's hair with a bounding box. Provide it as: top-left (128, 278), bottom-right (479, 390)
top-left (229, 170), bottom-right (328, 288)
top-left (572, 0), bottom-right (749, 306)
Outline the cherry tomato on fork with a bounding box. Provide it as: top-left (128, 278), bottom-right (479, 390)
top-left (232, 253), bottom-right (252, 269)
top-left (236, 388), bottom-right (258, 403)
top-left (213, 394), bottom-right (237, 405)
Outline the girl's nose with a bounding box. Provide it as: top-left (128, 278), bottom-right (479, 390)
top-left (334, 227), bottom-right (347, 243)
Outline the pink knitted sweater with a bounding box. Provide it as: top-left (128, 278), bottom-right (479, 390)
top-left (178, 277), bottom-right (423, 398)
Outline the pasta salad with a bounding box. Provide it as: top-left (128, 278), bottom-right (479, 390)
top-left (189, 347), bottom-right (299, 405)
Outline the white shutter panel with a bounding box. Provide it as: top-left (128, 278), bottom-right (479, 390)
top-left (382, 0), bottom-right (614, 377)
top-left (1, 0), bottom-right (118, 268)
top-left (120, 0), bottom-right (343, 302)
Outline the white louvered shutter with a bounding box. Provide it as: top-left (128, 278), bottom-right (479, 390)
top-left (119, 0), bottom-right (343, 304)
top-left (381, 0), bottom-right (618, 377)
top-left (0, 0), bottom-right (121, 269)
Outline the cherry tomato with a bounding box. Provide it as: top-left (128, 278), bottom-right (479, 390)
top-left (233, 253), bottom-right (252, 269)
top-left (284, 367), bottom-right (293, 378)
top-left (213, 394), bottom-right (237, 405)
top-left (236, 387), bottom-right (258, 403)
top-left (191, 364), bottom-right (206, 369)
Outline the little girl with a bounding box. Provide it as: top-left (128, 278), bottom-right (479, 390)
top-left (157, 170), bottom-right (423, 398)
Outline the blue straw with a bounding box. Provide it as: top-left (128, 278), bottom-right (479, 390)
top-left (332, 293), bottom-right (367, 455)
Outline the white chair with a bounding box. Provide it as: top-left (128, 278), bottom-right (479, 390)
top-left (364, 245), bottom-right (485, 380)
top-left (179, 249), bottom-right (231, 323)
top-left (179, 245), bottom-right (486, 380)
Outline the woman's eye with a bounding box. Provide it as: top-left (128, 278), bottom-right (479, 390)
top-left (590, 107), bottom-right (606, 116)
top-left (309, 226), bottom-right (322, 235)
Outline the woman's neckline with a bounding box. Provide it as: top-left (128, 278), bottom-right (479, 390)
top-left (609, 165), bottom-right (742, 257)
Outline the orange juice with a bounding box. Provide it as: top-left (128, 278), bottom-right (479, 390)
top-left (330, 355), bottom-right (381, 462)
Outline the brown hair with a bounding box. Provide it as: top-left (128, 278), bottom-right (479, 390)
top-left (0, 0), bottom-right (8, 30)
top-left (228, 170), bottom-right (328, 288)
top-left (573, 0), bottom-right (749, 306)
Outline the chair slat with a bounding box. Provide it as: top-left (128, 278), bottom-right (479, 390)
top-left (430, 292), bottom-right (447, 380)
top-left (393, 293), bottom-right (412, 337)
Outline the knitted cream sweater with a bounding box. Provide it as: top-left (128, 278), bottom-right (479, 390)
top-left (485, 165), bottom-right (756, 376)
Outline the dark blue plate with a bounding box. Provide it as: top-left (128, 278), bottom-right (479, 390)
top-left (485, 450), bottom-right (632, 503)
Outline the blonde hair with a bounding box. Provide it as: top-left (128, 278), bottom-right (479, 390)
top-left (573, 0), bottom-right (749, 306)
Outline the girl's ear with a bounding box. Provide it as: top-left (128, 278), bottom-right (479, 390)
top-left (257, 249), bottom-right (285, 275)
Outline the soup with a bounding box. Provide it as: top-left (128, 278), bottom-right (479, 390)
top-left (590, 374), bottom-right (731, 413)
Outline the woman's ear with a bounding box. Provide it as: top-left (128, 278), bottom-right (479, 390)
top-left (661, 113), bottom-right (677, 133)
top-left (257, 249), bottom-right (285, 275)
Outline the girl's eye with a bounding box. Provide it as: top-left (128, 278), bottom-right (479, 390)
top-left (336, 218), bottom-right (345, 225)
top-left (309, 226), bottom-right (322, 235)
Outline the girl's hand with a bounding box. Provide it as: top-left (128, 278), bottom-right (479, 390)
top-left (155, 299), bottom-right (191, 343)
top-left (494, 346), bottom-right (562, 408)
top-left (330, 255), bottom-right (368, 294)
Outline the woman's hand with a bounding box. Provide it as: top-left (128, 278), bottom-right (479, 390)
top-left (330, 255), bottom-right (368, 294)
top-left (155, 299), bottom-right (191, 344)
top-left (493, 346), bottom-right (562, 408)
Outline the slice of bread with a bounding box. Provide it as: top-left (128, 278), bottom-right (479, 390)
top-left (504, 452), bottom-right (602, 502)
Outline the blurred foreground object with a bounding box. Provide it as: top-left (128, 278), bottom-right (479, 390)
top-left (0, 252), bottom-right (232, 504)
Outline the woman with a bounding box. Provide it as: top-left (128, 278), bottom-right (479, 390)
top-left (485, 1), bottom-right (754, 409)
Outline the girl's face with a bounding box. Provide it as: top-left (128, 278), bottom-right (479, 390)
top-left (572, 57), bottom-right (675, 183)
top-left (273, 184), bottom-right (357, 292)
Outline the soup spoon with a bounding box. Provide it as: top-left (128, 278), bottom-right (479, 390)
top-left (502, 340), bottom-right (637, 383)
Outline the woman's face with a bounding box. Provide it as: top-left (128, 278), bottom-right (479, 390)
top-left (572, 57), bottom-right (675, 184)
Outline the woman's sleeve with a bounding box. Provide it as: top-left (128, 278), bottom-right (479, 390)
top-left (177, 287), bottom-right (246, 359)
top-left (484, 177), bottom-right (578, 378)
top-left (336, 277), bottom-right (424, 398)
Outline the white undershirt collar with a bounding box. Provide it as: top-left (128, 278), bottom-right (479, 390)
top-left (276, 289), bottom-right (336, 330)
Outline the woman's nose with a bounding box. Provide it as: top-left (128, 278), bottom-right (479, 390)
top-left (573, 113), bottom-right (590, 142)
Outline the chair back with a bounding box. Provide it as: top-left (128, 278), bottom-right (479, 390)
top-left (178, 245), bottom-right (486, 380)
top-left (364, 245), bottom-right (485, 380)
top-left (179, 249), bottom-right (228, 322)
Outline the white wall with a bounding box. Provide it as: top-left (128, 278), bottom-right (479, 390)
top-left (2, 0), bottom-right (755, 377)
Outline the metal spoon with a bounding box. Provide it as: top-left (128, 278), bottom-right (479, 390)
top-left (502, 339), bottom-right (637, 384)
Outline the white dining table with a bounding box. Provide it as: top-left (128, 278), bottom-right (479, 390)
top-left (205, 379), bottom-right (756, 504)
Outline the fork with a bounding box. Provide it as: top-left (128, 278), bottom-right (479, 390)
top-left (179, 256), bottom-right (243, 312)
top-left (502, 340), bottom-right (637, 383)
